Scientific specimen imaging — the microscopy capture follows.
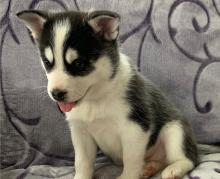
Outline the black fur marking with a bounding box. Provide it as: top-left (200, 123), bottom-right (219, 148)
top-left (126, 70), bottom-right (151, 131)
top-left (146, 90), bottom-right (177, 148)
top-left (39, 17), bottom-right (56, 72)
top-left (37, 11), bottom-right (119, 77)
top-left (126, 69), bottom-right (175, 133)
top-left (126, 68), bottom-right (198, 165)
top-left (181, 119), bottom-right (199, 165)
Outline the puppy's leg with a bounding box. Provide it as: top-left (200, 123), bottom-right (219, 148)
top-left (161, 121), bottom-right (197, 179)
top-left (117, 126), bottom-right (150, 179)
top-left (141, 160), bottom-right (165, 178)
top-left (142, 140), bottom-right (166, 178)
top-left (70, 121), bottom-right (97, 179)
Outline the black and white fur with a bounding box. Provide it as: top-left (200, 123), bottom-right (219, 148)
top-left (17, 10), bottom-right (198, 179)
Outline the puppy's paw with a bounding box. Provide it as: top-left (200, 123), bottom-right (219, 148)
top-left (161, 164), bottom-right (183, 179)
top-left (142, 163), bottom-right (158, 179)
top-left (161, 160), bottom-right (194, 179)
top-left (142, 165), bottom-right (155, 178)
top-left (141, 161), bottom-right (164, 178)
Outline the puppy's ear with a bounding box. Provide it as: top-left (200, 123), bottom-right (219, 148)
top-left (87, 11), bottom-right (120, 41)
top-left (17, 10), bottom-right (49, 40)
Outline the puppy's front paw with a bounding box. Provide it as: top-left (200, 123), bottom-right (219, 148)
top-left (161, 160), bottom-right (194, 179)
top-left (141, 161), bottom-right (165, 178)
top-left (161, 164), bottom-right (182, 179)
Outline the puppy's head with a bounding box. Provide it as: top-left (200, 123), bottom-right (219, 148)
top-left (17, 10), bottom-right (120, 112)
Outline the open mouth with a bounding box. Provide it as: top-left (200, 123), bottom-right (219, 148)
top-left (57, 86), bottom-right (91, 113)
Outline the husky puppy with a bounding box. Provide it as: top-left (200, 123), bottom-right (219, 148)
top-left (17, 10), bottom-right (198, 179)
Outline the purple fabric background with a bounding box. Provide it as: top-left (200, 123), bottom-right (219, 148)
top-left (0, 0), bottom-right (220, 178)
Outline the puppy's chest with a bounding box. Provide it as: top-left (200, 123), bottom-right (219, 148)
top-left (68, 100), bottom-right (128, 162)
top-left (88, 118), bottom-right (123, 163)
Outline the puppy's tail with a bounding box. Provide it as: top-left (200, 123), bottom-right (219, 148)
top-left (198, 143), bottom-right (220, 155)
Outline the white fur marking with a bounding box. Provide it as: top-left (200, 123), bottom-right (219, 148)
top-left (44, 47), bottom-right (53, 63)
top-left (46, 19), bottom-right (71, 93)
top-left (65, 48), bottom-right (78, 64)
top-left (160, 121), bottom-right (194, 178)
top-left (161, 121), bottom-right (185, 162)
top-left (53, 19), bottom-right (70, 68)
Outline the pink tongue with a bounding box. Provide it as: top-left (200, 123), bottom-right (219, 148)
top-left (58, 102), bottom-right (76, 112)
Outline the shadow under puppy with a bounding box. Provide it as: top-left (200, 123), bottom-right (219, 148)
top-left (17, 10), bottom-right (198, 179)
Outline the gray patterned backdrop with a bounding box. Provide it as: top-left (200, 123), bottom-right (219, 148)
top-left (0, 0), bottom-right (220, 178)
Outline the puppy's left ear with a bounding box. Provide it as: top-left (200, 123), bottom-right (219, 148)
top-left (17, 10), bottom-right (49, 40)
top-left (87, 11), bottom-right (120, 41)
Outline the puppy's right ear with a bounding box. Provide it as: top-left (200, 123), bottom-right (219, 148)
top-left (87, 11), bottom-right (120, 41)
top-left (17, 10), bottom-right (48, 40)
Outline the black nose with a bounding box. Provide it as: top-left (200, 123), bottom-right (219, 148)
top-left (51, 89), bottom-right (67, 101)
